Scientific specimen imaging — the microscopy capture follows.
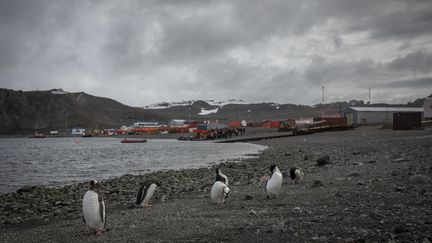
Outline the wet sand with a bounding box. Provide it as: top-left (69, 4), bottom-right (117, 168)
top-left (1, 126), bottom-right (431, 242)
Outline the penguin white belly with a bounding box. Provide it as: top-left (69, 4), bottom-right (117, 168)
top-left (211, 181), bottom-right (229, 204)
top-left (140, 184), bottom-right (157, 206)
top-left (83, 191), bottom-right (105, 231)
top-left (266, 172), bottom-right (283, 198)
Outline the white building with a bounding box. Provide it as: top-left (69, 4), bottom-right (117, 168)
top-left (345, 107), bottom-right (424, 125)
top-left (71, 127), bottom-right (85, 135)
top-left (423, 98), bottom-right (432, 119)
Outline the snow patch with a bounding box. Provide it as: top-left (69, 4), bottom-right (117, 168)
top-left (143, 99), bottom-right (247, 110)
top-left (199, 107), bottom-right (219, 115)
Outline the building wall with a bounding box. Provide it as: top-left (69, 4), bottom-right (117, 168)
top-left (356, 111), bottom-right (393, 125)
top-left (423, 98), bottom-right (432, 119)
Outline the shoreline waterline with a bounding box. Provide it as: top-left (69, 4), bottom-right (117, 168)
top-left (0, 137), bottom-right (266, 194)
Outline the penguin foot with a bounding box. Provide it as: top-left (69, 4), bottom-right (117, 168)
top-left (144, 204), bottom-right (152, 208)
top-left (95, 230), bottom-right (103, 236)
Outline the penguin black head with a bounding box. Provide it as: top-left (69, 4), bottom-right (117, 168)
top-left (215, 168), bottom-right (221, 175)
top-left (89, 180), bottom-right (98, 189)
top-left (270, 165), bottom-right (277, 173)
top-left (155, 180), bottom-right (162, 187)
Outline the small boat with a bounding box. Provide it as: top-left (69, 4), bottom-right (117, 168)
top-left (121, 138), bottom-right (147, 143)
top-left (30, 133), bottom-right (46, 138)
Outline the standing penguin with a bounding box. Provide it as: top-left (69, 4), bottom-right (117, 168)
top-left (82, 180), bottom-right (106, 235)
top-left (211, 180), bottom-right (230, 204)
top-left (215, 168), bottom-right (229, 186)
top-left (136, 180), bottom-right (159, 208)
top-left (289, 167), bottom-right (304, 184)
top-left (265, 165), bottom-right (283, 199)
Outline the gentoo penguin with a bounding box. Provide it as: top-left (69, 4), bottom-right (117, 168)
top-left (82, 180), bottom-right (106, 235)
top-left (211, 180), bottom-right (230, 204)
top-left (289, 167), bottom-right (304, 184)
top-left (215, 168), bottom-right (229, 186)
top-left (136, 181), bottom-right (159, 208)
top-left (265, 165), bottom-right (283, 199)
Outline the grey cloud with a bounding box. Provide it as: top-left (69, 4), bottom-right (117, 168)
top-left (376, 76), bottom-right (432, 89)
top-left (1, 0), bottom-right (432, 106)
top-left (389, 51), bottom-right (432, 74)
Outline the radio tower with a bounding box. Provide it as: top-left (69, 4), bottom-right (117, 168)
top-left (368, 88), bottom-right (371, 104)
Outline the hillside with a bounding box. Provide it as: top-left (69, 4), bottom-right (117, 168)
top-left (143, 100), bottom-right (357, 122)
top-left (0, 89), bottom-right (165, 135)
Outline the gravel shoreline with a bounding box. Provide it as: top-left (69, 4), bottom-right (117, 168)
top-left (1, 126), bottom-right (432, 242)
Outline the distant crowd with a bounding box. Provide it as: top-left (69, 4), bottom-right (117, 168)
top-left (194, 127), bottom-right (246, 140)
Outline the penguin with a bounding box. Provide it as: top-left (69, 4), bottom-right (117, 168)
top-left (289, 167), bottom-right (304, 184)
top-left (136, 180), bottom-right (159, 208)
top-left (211, 181), bottom-right (230, 204)
top-left (265, 165), bottom-right (283, 199)
top-left (215, 168), bottom-right (229, 186)
top-left (82, 180), bottom-right (106, 235)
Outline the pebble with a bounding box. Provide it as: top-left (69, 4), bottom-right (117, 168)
top-left (394, 158), bottom-right (408, 163)
top-left (248, 210), bottom-right (257, 216)
top-left (348, 171), bottom-right (361, 177)
top-left (312, 180), bottom-right (324, 188)
top-left (357, 181), bottom-right (366, 186)
top-left (316, 156), bottom-right (332, 166)
top-left (394, 225), bottom-right (411, 234)
top-left (394, 186), bottom-right (405, 192)
top-left (409, 175), bottom-right (432, 184)
top-left (244, 194), bottom-right (253, 200)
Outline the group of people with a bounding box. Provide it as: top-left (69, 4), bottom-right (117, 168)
top-left (81, 165), bottom-right (304, 235)
top-left (195, 127), bottom-right (247, 140)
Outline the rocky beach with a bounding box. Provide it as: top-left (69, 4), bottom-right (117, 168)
top-left (1, 126), bottom-right (431, 242)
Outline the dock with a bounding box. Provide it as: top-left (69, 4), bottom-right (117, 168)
top-left (214, 132), bottom-right (294, 143)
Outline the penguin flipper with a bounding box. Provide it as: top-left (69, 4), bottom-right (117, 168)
top-left (98, 194), bottom-right (106, 225)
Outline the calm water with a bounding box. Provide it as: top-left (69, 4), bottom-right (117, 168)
top-left (0, 137), bottom-right (266, 194)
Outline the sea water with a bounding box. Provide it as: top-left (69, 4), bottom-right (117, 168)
top-left (0, 137), bottom-right (266, 193)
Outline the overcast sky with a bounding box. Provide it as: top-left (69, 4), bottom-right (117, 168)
top-left (0, 0), bottom-right (431, 107)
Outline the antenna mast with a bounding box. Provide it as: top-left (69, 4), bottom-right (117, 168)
top-left (322, 86), bottom-right (325, 104)
top-left (368, 88), bottom-right (371, 104)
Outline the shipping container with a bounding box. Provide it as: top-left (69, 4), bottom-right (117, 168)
top-left (393, 112), bottom-right (422, 130)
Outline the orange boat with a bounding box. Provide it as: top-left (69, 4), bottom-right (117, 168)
top-left (121, 138), bottom-right (147, 143)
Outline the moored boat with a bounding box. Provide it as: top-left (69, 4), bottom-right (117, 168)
top-left (30, 133), bottom-right (46, 138)
top-left (121, 138), bottom-right (147, 143)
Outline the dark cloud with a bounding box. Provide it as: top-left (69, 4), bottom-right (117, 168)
top-left (0, 0), bottom-right (432, 106)
top-left (389, 51), bottom-right (432, 74)
top-left (376, 76), bottom-right (432, 89)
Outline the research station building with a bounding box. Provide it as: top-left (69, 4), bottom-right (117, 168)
top-left (345, 107), bottom-right (424, 126)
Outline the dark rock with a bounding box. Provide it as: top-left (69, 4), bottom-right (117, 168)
top-left (284, 152), bottom-right (292, 156)
top-left (348, 171), bottom-right (361, 177)
top-left (357, 181), bottom-right (366, 186)
top-left (244, 194), bottom-right (253, 200)
top-left (367, 160), bottom-right (376, 163)
top-left (312, 180), bottom-right (324, 188)
top-left (334, 192), bottom-right (343, 197)
top-left (369, 211), bottom-right (385, 220)
top-left (394, 225), bottom-right (411, 234)
top-left (316, 156), bottom-right (331, 166)
top-left (282, 171), bottom-right (290, 178)
top-left (16, 185), bottom-right (33, 194)
top-left (248, 210), bottom-right (257, 216)
top-left (409, 175), bottom-right (432, 184)
top-left (395, 186), bottom-right (405, 192)
top-left (304, 155), bottom-right (311, 161)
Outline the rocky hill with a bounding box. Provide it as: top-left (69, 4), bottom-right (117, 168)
top-left (0, 89), bottom-right (165, 135)
top-left (143, 100), bottom-right (356, 122)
